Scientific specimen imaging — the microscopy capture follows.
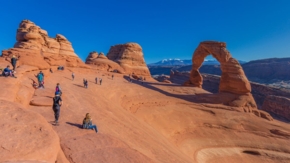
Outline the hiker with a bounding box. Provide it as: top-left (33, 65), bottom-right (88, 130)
top-left (71, 72), bottom-right (75, 80)
top-left (112, 74), bottom-right (114, 80)
top-left (2, 65), bottom-right (16, 78)
top-left (50, 68), bottom-right (53, 73)
top-left (82, 113), bottom-right (98, 133)
top-left (95, 77), bottom-right (98, 84)
top-left (99, 78), bottom-right (102, 85)
top-left (83, 78), bottom-right (88, 88)
top-left (52, 92), bottom-right (63, 124)
top-left (55, 83), bottom-right (62, 96)
top-left (11, 55), bottom-right (20, 71)
top-left (35, 71), bottom-right (44, 88)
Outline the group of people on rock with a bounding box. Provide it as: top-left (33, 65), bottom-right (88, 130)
top-left (1, 55), bottom-right (99, 133)
top-left (1, 55), bottom-right (20, 78)
top-left (95, 77), bottom-right (102, 85)
top-left (52, 82), bottom-right (97, 133)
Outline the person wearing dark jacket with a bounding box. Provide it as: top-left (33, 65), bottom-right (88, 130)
top-left (2, 65), bottom-right (16, 78)
top-left (52, 92), bottom-right (63, 124)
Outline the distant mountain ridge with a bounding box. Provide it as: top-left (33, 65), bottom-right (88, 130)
top-left (148, 58), bottom-right (246, 66)
top-left (148, 59), bottom-right (192, 66)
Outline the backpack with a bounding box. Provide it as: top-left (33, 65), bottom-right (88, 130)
top-left (56, 86), bottom-right (59, 92)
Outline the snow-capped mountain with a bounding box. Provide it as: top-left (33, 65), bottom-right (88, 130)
top-left (148, 59), bottom-right (191, 66)
top-left (148, 58), bottom-right (247, 66)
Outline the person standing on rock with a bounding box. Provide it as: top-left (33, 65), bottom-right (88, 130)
top-left (95, 77), bottom-right (98, 84)
top-left (83, 78), bottom-right (88, 88)
top-left (35, 71), bottom-right (44, 88)
top-left (72, 72), bottom-right (75, 81)
top-left (52, 92), bottom-right (63, 124)
top-left (112, 74), bottom-right (114, 80)
top-left (100, 78), bottom-right (102, 85)
top-left (11, 55), bottom-right (20, 71)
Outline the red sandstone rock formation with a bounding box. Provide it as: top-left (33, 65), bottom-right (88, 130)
top-left (107, 43), bottom-right (151, 77)
top-left (85, 51), bottom-right (124, 72)
top-left (86, 51), bottom-right (99, 63)
top-left (184, 41), bottom-right (264, 117)
top-left (1, 19), bottom-right (87, 69)
top-left (0, 54), bottom-right (290, 162)
top-left (98, 52), bottom-right (108, 59)
top-left (185, 41), bottom-right (251, 94)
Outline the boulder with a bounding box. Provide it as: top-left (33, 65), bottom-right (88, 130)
top-left (85, 51), bottom-right (98, 63)
top-left (0, 100), bottom-right (62, 162)
top-left (107, 43), bottom-right (151, 77)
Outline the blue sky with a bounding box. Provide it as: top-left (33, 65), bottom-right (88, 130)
top-left (0, 0), bottom-right (290, 63)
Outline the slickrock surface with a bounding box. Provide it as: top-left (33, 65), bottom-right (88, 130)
top-left (107, 43), bottom-right (151, 77)
top-left (0, 57), bottom-right (290, 162)
top-left (1, 19), bottom-right (87, 68)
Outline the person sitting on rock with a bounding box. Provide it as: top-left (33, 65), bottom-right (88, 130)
top-left (82, 113), bottom-right (98, 133)
top-left (2, 65), bottom-right (16, 78)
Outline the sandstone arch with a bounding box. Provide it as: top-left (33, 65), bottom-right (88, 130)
top-left (185, 41), bottom-right (251, 95)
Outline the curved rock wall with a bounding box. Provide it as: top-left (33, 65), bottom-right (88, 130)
top-left (107, 43), bottom-right (151, 76)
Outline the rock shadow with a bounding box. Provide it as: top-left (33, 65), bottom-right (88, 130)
top-left (73, 84), bottom-right (85, 88)
top-left (66, 122), bottom-right (83, 129)
top-left (123, 76), bottom-right (253, 109)
top-left (64, 76), bottom-right (73, 81)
